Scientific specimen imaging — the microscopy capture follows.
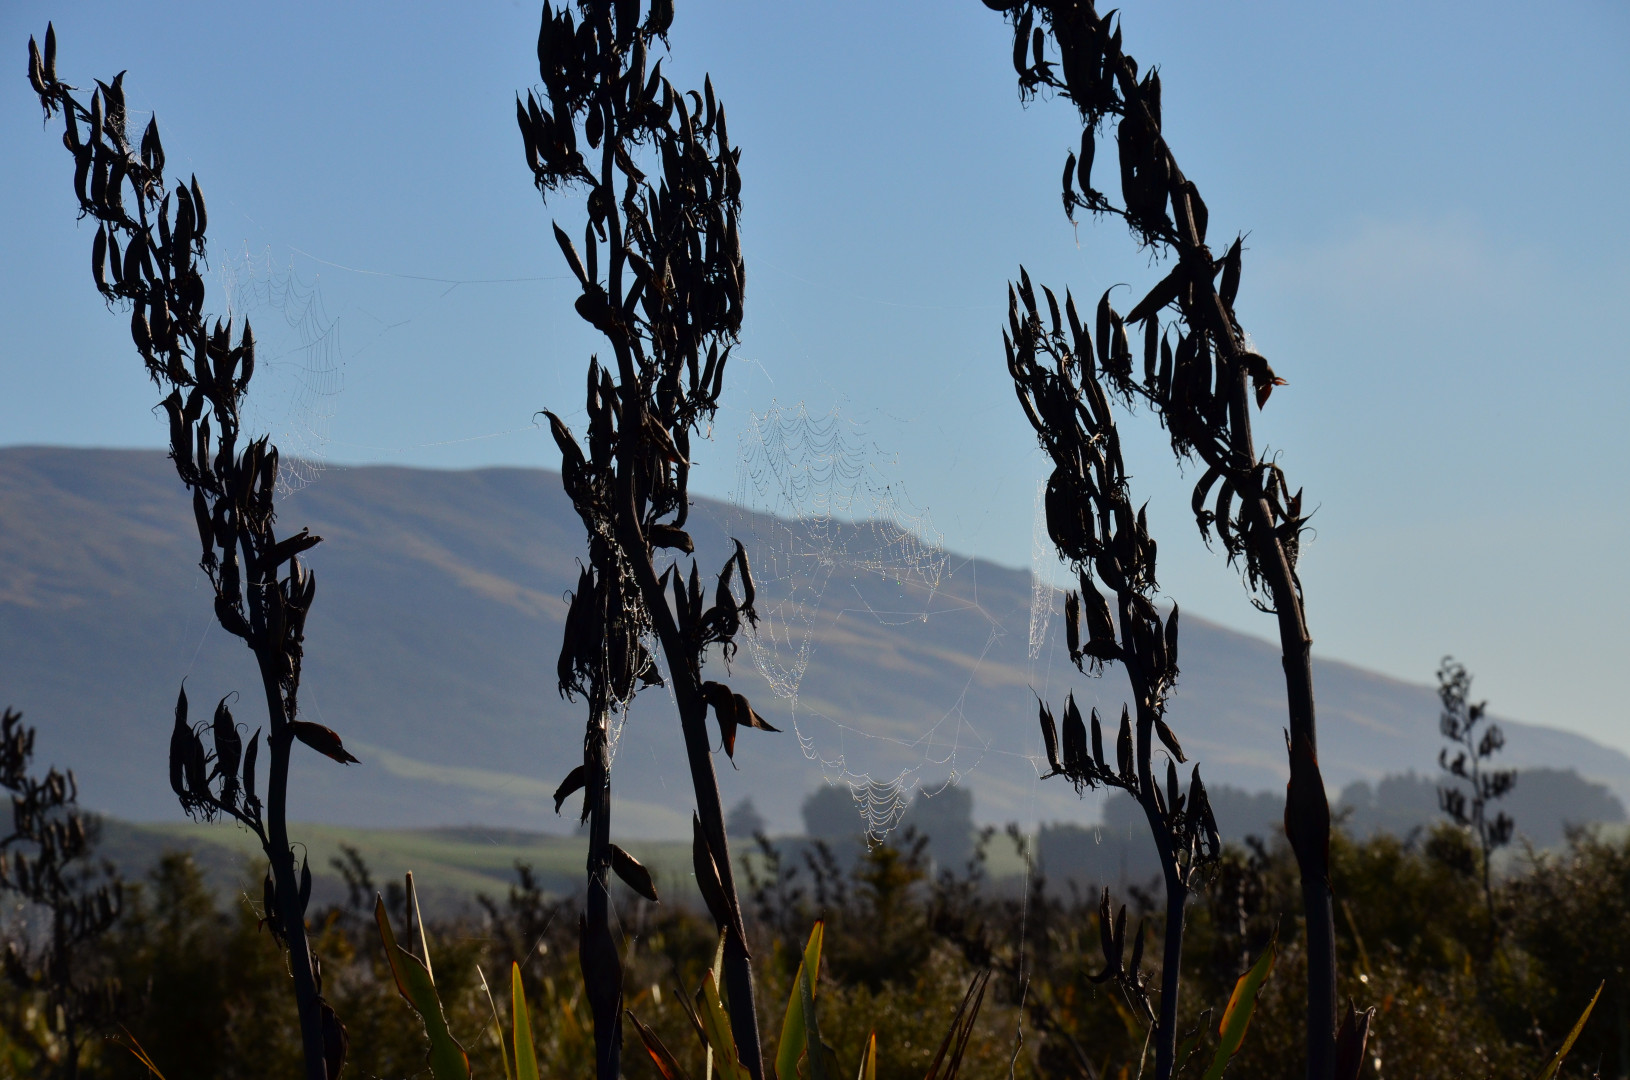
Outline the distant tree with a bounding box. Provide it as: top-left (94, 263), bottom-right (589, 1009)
top-left (726, 797), bottom-right (767, 840)
top-left (0, 708), bottom-right (122, 1080)
top-left (1338, 769), bottom-right (1618, 848)
top-left (901, 784), bottom-right (975, 871)
top-left (1435, 657), bottom-right (1515, 926)
top-left (802, 785), bottom-right (862, 842)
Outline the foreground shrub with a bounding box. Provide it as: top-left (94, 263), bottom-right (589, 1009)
top-left (0, 815), bottom-right (1617, 1078)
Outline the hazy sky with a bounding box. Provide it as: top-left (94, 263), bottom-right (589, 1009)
top-left (3, 2), bottom-right (1628, 755)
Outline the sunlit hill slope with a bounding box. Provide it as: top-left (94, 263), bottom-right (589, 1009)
top-left (2, 447), bottom-right (1625, 841)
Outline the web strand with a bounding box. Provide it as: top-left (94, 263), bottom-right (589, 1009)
top-left (216, 246), bottom-right (344, 492)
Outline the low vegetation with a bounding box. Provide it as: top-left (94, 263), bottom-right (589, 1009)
top-left (0, 818), bottom-right (1619, 1078)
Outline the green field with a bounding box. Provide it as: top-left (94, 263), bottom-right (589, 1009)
top-left (97, 818), bottom-right (698, 916)
top-left (95, 817), bottom-right (1036, 918)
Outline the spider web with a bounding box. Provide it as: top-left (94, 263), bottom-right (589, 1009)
top-left (730, 402), bottom-right (946, 701)
top-left (603, 628), bottom-right (667, 769)
top-left (721, 401), bottom-right (1023, 841)
top-left (215, 245), bottom-right (344, 492)
top-left (1029, 478), bottom-right (1064, 661)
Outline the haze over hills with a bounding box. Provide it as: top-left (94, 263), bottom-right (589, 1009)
top-left (2, 446), bottom-right (1626, 843)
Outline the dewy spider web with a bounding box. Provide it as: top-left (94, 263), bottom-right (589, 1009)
top-left (216, 245), bottom-right (344, 492)
top-left (1029, 478), bottom-right (1063, 661)
top-left (723, 401), bottom-right (1026, 841)
top-left (731, 402), bottom-right (947, 702)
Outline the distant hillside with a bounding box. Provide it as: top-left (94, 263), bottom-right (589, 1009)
top-left (1182, 768), bottom-right (1626, 850)
top-left (1038, 769), bottom-right (1626, 890)
top-left (4, 447), bottom-right (1629, 841)
top-left (97, 765), bottom-right (1621, 918)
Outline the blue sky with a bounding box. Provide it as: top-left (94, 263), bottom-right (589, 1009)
top-left (3, 2), bottom-right (1628, 755)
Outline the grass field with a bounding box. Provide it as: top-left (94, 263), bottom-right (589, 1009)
top-left (98, 818), bottom-right (698, 916)
top-left (95, 817), bottom-right (1038, 919)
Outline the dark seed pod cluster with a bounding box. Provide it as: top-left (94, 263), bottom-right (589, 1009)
top-left (523, 4), bottom-right (768, 1077)
top-left (1007, 267), bottom-right (1219, 877)
top-left (985, 3), bottom-right (1342, 1075)
top-left (1005, 253), bottom-right (1218, 1079)
top-left (29, 28), bottom-right (348, 1080)
top-left (0, 707), bottom-right (124, 1072)
top-left (167, 688), bottom-right (260, 825)
top-left (1084, 888), bottom-right (1156, 1025)
top-left (992, 0), bottom-right (1305, 606)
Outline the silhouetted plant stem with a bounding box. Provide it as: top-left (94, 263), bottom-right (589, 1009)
top-left (1136, 713), bottom-right (1189, 1080)
top-left (583, 691), bottom-right (620, 1080)
top-left (260, 666), bottom-right (328, 1079)
top-left (614, 449), bottom-right (765, 1076)
top-left (1220, 359), bottom-right (1336, 1080)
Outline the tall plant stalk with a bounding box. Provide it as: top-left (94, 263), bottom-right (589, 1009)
top-left (28, 29), bottom-right (355, 1080)
top-left (519, 3), bottom-right (773, 1076)
top-left (1006, 269), bottom-right (1220, 1080)
top-left (1435, 657), bottom-right (1515, 933)
top-left (985, 3), bottom-right (1339, 1074)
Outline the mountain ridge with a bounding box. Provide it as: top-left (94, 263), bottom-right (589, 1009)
top-left (2, 446), bottom-right (1625, 840)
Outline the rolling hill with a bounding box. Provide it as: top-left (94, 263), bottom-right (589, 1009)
top-left (3, 446), bottom-right (1626, 845)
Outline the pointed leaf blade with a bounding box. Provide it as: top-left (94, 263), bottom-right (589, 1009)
top-left (1536, 982), bottom-right (1603, 1080)
top-left (512, 962), bottom-right (541, 1080)
top-left (374, 894), bottom-right (471, 1079)
top-left (777, 921), bottom-right (825, 1080)
top-left (1202, 928), bottom-right (1278, 1080)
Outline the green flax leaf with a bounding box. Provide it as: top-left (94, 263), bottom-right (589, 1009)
top-left (1201, 927), bottom-right (1277, 1080)
top-left (1536, 982), bottom-right (1603, 1080)
top-left (697, 969), bottom-right (753, 1080)
top-left (511, 961), bottom-right (541, 1080)
top-left (777, 921), bottom-right (825, 1080)
top-left (374, 892), bottom-right (470, 1079)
